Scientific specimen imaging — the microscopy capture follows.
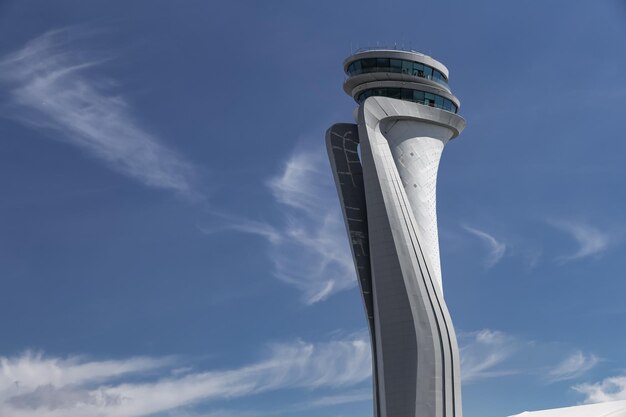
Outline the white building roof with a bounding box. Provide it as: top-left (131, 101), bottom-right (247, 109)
top-left (509, 401), bottom-right (626, 417)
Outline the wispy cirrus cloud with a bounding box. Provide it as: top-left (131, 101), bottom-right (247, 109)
top-left (549, 220), bottom-right (612, 262)
top-left (5, 329), bottom-right (604, 416)
top-left (0, 333), bottom-right (371, 417)
top-left (459, 330), bottom-right (601, 386)
top-left (164, 388), bottom-right (373, 417)
top-left (462, 226), bottom-right (507, 268)
top-left (547, 351), bottom-right (600, 382)
top-left (459, 329), bottom-right (520, 383)
top-left (212, 144), bottom-right (356, 304)
top-left (267, 149), bottom-right (330, 217)
top-left (574, 374), bottom-right (626, 403)
top-left (307, 390), bottom-right (372, 407)
top-left (0, 352), bottom-right (172, 402)
top-left (215, 217), bottom-right (283, 245)
top-left (0, 29), bottom-right (198, 197)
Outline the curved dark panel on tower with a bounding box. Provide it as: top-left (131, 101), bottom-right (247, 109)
top-left (325, 124), bottom-right (373, 320)
top-left (325, 123), bottom-right (380, 417)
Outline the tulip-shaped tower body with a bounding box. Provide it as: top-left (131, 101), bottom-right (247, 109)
top-left (326, 49), bottom-right (466, 417)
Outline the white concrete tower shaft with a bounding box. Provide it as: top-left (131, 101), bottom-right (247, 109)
top-left (326, 49), bottom-right (466, 417)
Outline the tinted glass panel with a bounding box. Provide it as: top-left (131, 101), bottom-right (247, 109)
top-left (362, 59), bottom-right (376, 70)
top-left (389, 88), bottom-right (401, 99)
top-left (412, 62), bottom-right (423, 77)
top-left (402, 60), bottom-right (412, 74)
top-left (376, 58), bottom-right (389, 69)
top-left (424, 93), bottom-right (435, 106)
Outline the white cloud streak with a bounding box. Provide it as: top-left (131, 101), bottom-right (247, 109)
top-left (307, 389), bottom-right (372, 407)
top-left (0, 29), bottom-right (197, 196)
top-left (459, 329), bottom-right (519, 383)
top-left (574, 375), bottom-right (626, 403)
top-left (460, 329), bottom-right (605, 388)
top-left (267, 150), bottom-right (330, 217)
top-left (220, 145), bottom-right (356, 304)
top-left (547, 351), bottom-right (600, 382)
top-left (549, 220), bottom-right (611, 262)
top-left (214, 217), bottom-right (283, 245)
top-left (166, 388), bottom-right (373, 417)
top-left (0, 333), bottom-right (371, 417)
top-left (0, 352), bottom-right (172, 403)
top-left (462, 226), bottom-right (507, 267)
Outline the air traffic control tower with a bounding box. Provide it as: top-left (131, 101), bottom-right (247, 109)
top-left (326, 49), bottom-right (466, 417)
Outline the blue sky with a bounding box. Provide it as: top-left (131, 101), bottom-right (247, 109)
top-left (0, 1), bottom-right (625, 416)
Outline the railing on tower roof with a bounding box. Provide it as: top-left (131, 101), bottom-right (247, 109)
top-left (351, 45), bottom-right (429, 57)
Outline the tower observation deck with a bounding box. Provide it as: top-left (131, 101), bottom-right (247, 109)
top-left (326, 49), bottom-right (466, 417)
top-left (343, 49), bottom-right (460, 113)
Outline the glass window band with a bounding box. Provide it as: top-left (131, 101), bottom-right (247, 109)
top-left (347, 58), bottom-right (448, 86)
top-left (356, 87), bottom-right (458, 113)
